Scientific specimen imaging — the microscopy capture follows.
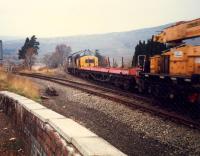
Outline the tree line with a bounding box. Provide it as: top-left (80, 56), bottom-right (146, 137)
top-left (132, 37), bottom-right (168, 66)
top-left (95, 37), bottom-right (168, 68)
top-left (18, 35), bottom-right (168, 70)
top-left (18, 35), bottom-right (72, 70)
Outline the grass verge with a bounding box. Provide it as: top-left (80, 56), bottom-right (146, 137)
top-left (0, 71), bottom-right (40, 102)
top-left (21, 67), bottom-right (56, 76)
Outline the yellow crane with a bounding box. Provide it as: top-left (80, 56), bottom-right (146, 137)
top-left (150, 18), bottom-right (200, 76)
top-left (153, 18), bottom-right (200, 43)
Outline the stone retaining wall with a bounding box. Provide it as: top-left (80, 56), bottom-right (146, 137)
top-left (0, 91), bottom-right (126, 156)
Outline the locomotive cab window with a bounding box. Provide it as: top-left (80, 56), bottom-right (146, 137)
top-left (85, 59), bottom-right (95, 63)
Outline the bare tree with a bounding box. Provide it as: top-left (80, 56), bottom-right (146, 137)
top-left (55, 44), bottom-right (71, 66)
top-left (49, 52), bottom-right (60, 68)
top-left (25, 47), bottom-right (37, 70)
top-left (42, 54), bottom-right (51, 67)
top-left (43, 44), bottom-right (72, 68)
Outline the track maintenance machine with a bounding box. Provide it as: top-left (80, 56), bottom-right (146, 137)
top-left (138, 18), bottom-right (200, 103)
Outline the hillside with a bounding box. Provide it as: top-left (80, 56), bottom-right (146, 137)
top-left (2, 24), bottom-right (172, 63)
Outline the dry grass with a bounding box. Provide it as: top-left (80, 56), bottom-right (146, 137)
top-left (37, 67), bottom-right (57, 75)
top-left (21, 67), bottom-right (56, 76)
top-left (0, 71), bottom-right (40, 102)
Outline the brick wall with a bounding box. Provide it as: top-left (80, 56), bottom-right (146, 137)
top-left (0, 91), bottom-right (126, 156)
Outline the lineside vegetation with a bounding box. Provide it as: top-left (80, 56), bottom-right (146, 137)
top-left (0, 69), bottom-right (40, 102)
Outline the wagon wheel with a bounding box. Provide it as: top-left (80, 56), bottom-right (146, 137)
top-left (123, 80), bottom-right (130, 90)
top-left (114, 79), bottom-right (120, 87)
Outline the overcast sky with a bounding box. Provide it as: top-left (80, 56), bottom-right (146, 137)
top-left (0, 0), bottom-right (199, 37)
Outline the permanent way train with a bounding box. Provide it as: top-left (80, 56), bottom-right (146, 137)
top-left (67, 18), bottom-right (200, 104)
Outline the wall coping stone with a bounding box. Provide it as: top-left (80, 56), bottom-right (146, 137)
top-left (32, 109), bottom-right (65, 122)
top-left (49, 118), bottom-right (97, 143)
top-left (23, 103), bottom-right (46, 112)
top-left (0, 91), bottom-right (127, 156)
top-left (72, 137), bottom-right (125, 156)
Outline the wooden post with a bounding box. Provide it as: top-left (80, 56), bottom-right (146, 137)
top-left (121, 57), bottom-right (124, 68)
top-left (108, 57), bottom-right (110, 67)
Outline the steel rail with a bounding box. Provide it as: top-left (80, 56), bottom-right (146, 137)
top-left (17, 72), bottom-right (200, 130)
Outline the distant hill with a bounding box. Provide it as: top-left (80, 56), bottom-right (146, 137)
top-left (0, 23), bottom-right (184, 63)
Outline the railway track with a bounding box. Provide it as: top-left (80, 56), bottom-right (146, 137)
top-left (17, 72), bottom-right (200, 130)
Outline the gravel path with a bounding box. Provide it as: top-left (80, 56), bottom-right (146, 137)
top-left (29, 76), bottom-right (200, 156)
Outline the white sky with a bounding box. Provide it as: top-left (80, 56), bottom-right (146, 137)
top-left (0, 0), bottom-right (199, 37)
